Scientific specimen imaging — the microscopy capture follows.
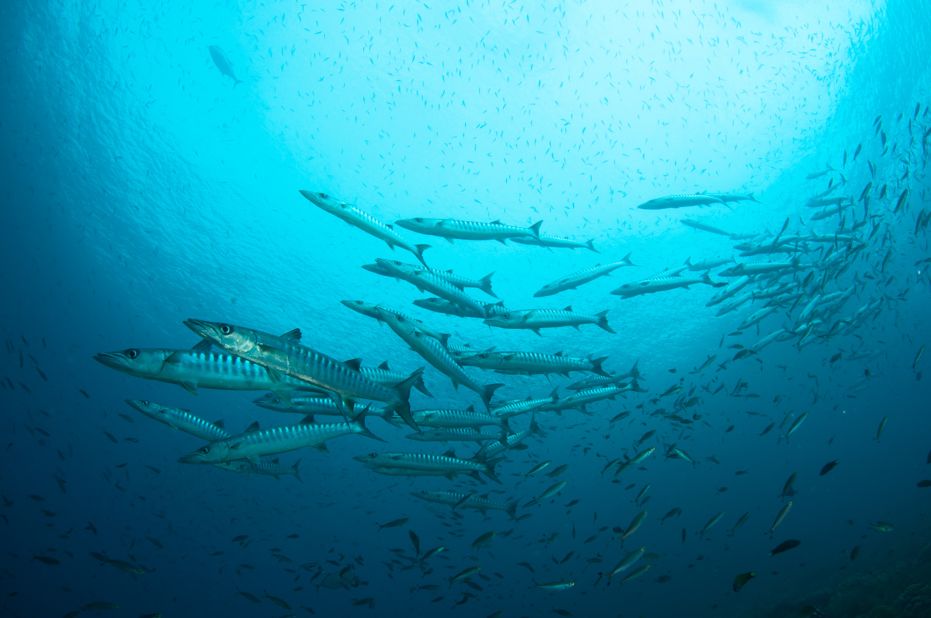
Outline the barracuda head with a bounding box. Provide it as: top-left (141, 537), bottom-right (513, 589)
top-left (178, 440), bottom-right (232, 465)
top-left (183, 319), bottom-right (257, 355)
top-left (340, 299), bottom-right (379, 318)
top-left (93, 348), bottom-right (173, 376)
top-left (298, 190), bottom-right (343, 214)
top-left (374, 258), bottom-right (418, 277)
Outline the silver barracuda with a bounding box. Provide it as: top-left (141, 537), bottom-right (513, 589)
top-left (365, 259), bottom-right (490, 317)
top-left (611, 272), bottom-right (719, 298)
top-left (566, 360), bottom-right (641, 391)
top-left (412, 406), bottom-right (503, 429)
top-left (94, 343), bottom-right (319, 394)
top-left (374, 309), bottom-right (502, 408)
top-left (212, 457), bottom-right (302, 481)
top-left (182, 319), bottom-right (422, 430)
top-left (636, 193), bottom-right (725, 210)
top-left (125, 399), bottom-right (230, 442)
top-left (405, 427), bottom-right (500, 443)
top-left (341, 300), bottom-right (448, 344)
top-left (427, 268), bottom-right (497, 298)
top-left (299, 191), bottom-right (429, 265)
top-left (394, 216), bottom-right (542, 243)
top-left (511, 234), bottom-right (597, 252)
top-left (412, 297), bottom-right (497, 319)
top-left (457, 350), bottom-right (609, 376)
top-left (354, 451), bottom-right (500, 482)
top-left (180, 415), bottom-right (380, 464)
top-left (483, 307), bottom-right (615, 335)
top-left (411, 490), bottom-right (518, 518)
top-left (533, 256), bottom-right (634, 297)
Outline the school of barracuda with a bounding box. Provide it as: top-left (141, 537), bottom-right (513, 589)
top-left (91, 102), bottom-right (931, 613)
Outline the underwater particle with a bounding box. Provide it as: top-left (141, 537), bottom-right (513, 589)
top-left (732, 571), bottom-right (755, 592)
top-left (770, 539), bottom-right (801, 556)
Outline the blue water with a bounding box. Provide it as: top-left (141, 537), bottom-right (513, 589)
top-left (3, 1), bottom-right (931, 616)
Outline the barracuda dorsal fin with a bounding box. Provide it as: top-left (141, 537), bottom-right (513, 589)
top-left (491, 219), bottom-right (503, 224)
top-left (244, 421), bottom-right (260, 433)
top-left (564, 305), bottom-right (573, 312)
top-left (343, 358), bottom-right (363, 370)
top-left (191, 339), bottom-right (212, 352)
top-left (300, 415), bottom-right (315, 424)
top-left (280, 328), bottom-right (302, 341)
top-left (214, 419), bottom-right (225, 428)
top-left (378, 361), bottom-right (390, 370)
top-left (443, 449), bottom-right (457, 458)
top-left (467, 405), bottom-right (475, 412)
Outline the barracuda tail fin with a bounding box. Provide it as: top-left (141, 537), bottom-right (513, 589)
top-left (413, 372), bottom-right (433, 397)
top-left (393, 368), bottom-right (424, 431)
top-left (481, 383), bottom-right (504, 409)
top-left (586, 239), bottom-right (598, 253)
top-left (621, 252), bottom-right (634, 267)
top-left (351, 408), bottom-right (385, 443)
top-left (480, 272), bottom-right (497, 298)
top-left (506, 500), bottom-right (519, 520)
top-left (292, 459), bottom-right (303, 483)
top-left (414, 244), bottom-right (431, 266)
top-left (591, 356), bottom-right (611, 376)
top-left (484, 459), bottom-right (501, 484)
top-left (596, 310), bottom-right (616, 334)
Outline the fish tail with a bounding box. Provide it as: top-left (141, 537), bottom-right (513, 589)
top-left (413, 372), bottom-right (433, 397)
top-left (481, 383), bottom-right (504, 409)
top-left (292, 459), bottom-right (303, 483)
top-left (414, 244), bottom-right (431, 266)
top-left (480, 272), bottom-right (497, 298)
top-left (393, 368), bottom-right (424, 431)
top-left (506, 500), bottom-right (519, 520)
top-left (622, 251), bottom-right (635, 266)
top-left (484, 459), bottom-right (502, 484)
top-left (586, 239), bottom-right (598, 253)
top-left (628, 359), bottom-right (641, 380)
top-left (351, 407), bottom-right (385, 442)
top-left (591, 356), bottom-right (611, 376)
top-left (596, 310), bottom-right (616, 334)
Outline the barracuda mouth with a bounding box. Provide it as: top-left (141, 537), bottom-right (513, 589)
top-left (183, 318), bottom-right (217, 340)
top-left (93, 352), bottom-right (125, 369)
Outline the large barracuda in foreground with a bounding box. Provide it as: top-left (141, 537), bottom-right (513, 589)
top-left (354, 451), bottom-right (500, 482)
top-left (533, 256), bottom-right (634, 297)
top-left (299, 191), bottom-right (429, 265)
top-left (395, 216), bottom-right (543, 243)
top-left (484, 307), bottom-right (615, 334)
top-left (183, 320), bottom-right (422, 429)
top-left (94, 343), bottom-right (319, 394)
top-left (179, 415), bottom-right (381, 464)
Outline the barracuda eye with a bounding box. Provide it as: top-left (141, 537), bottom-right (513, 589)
top-left (125, 348), bottom-right (139, 359)
top-left (219, 324), bottom-right (233, 335)
top-left (197, 445), bottom-right (210, 454)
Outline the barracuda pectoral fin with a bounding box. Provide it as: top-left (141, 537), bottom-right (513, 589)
top-left (279, 328), bottom-right (302, 341)
top-left (244, 421), bottom-right (261, 433)
top-left (179, 381), bottom-right (198, 395)
top-left (313, 442), bottom-right (329, 452)
top-left (191, 339), bottom-right (212, 352)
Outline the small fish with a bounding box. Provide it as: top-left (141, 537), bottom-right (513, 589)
top-left (536, 580), bottom-right (575, 591)
top-left (378, 517), bottom-right (409, 530)
top-left (33, 554), bottom-right (60, 565)
top-left (819, 460), bottom-right (838, 476)
top-left (916, 480), bottom-right (931, 488)
top-left (875, 416), bottom-right (888, 442)
top-left (208, 45), bottom-right (242, 85)
top-left (449, 566), bottom-right (481, 585)
top-left (869, 521), bottom-right (894, 533)
top-left (769, 539), bottom-right (800, 555)
top-left (732, 571), bottom-right (755, 592)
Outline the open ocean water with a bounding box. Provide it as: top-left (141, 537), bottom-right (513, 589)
top-left (2, 1), bottom-right (931, 617)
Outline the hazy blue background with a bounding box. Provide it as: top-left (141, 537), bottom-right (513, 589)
top-left (2, 1), bottom-right (930, 616)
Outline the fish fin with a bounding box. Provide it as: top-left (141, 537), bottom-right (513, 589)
top-left (506, 500), bottom-right (519, 520)
top-left (391, 368), bottom-right (423, 431)
top-left (586, 239), bottom-right (598, 252)
top-left (244, 421), bottom-right (260, 433)
top-left (596, 310), bottom-right (616, 334)
top-left (530, 220), bottom-right (544, 238)
top-left (343, 358), bottom-right (363, 371)
top-left (564, 305), bottom-right (573, 312)
top-left (481, 383), bottom-right (504, 409)
top-left (532, 328), bottom-right (542, 336)
top-left (480, 272), bottom-right (497, 298)
top-left (352, 408), bottom-right (385, 442)
top-left (438, 333), bottom-right (451, 346)
top-left (279, 328), bottom-right (302, 342)
top-left (378, 361), bottom-right (390, 370)
top-left (313, 443), bottom-right (329, 452)
top-left (265, 368), bottom-right (284, 383)
top-left (415, 244), bottom-right (430, 266)
top-left (300, 415), bottom-right (315, 424)
top-left (443, 449), bottom-right (457, 458)
top-left (191, 339), bottom-right (212, 352)
top-left (622, 252), bottom-right (635, 266)
top-left (484, 459), bottom-right (502, 484)
top-left (591, 356), bottom-right (611, 376)
top-left (214, 419), bottom-right (225, 428)
top-left (466, 404), bottom-right (475, 412)
top-left (292, 460), bottom-right (302, 482)
top-left (180, 381), bottom-right (198, 394)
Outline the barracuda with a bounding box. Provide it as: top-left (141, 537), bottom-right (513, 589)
top-left (340, 300), bottom-right (447, 344)
top-left (511, 234), bottom-right (597, 251)
top-left (183, 319), bottom-right (422, 430)
top-left (354, 451), bottom-right (500, 482)
top-left (484, 307), bottom-right (615, 335)
top-left (368, 259), bottom-right (490, 318)
top-left (411, 490), bottom-right (518, 518)
top-left (212, 457), bottom-right (302, 481)
top-left (533, 256), bottom-right (634, 297)
top-left (412, 407), bottom-right (503, 429)
top-left (612, 272), bottom-right (718, 297)
top-left (405, 427), bottom-right (500, 443)
top-left (94, 344), bottom-right (318, 394)
top-left (412, 297), bottom-right (497, 318)
top-left (567, 360), bottom-right (641, 391)
top-left (254, 392), bottom-right (354, 416)
top-left (427, 268), bottom-right (497, 298)
top-left (299, 191), bottom-right (429, 265)
top-left (457, 350), bottom-right (609, 376)
top-left (636, 193), bottom-right (725, 210)
top-left (180, 416), bottom-right (381, 464)
top-left (125, 399), bottom-right (230, 442)
top-left (374, 309), bottom-right (501, 408)
top-left (491, 392), bottom-right (557, 420)
top-left (395, 216), bottom-right (543, 243)
top-left (541, 383), bottom-right (638, 412)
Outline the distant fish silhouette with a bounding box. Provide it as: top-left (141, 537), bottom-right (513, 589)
top-left (208, 45), bottom-right (241, 85)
